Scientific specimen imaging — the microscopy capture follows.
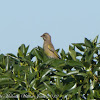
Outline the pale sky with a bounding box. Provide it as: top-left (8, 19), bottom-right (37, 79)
top-left (0, 0), bottom-right (100, 55)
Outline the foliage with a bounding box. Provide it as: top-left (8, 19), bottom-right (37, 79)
top-left (0, 36), bottom-right (100, 100)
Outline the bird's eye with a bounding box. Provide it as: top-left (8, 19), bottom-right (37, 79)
top-left (43, 35), bottom-right (45, 36)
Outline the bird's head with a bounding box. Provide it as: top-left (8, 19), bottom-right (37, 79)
top-left (41, 33), bottom-right (51, 42)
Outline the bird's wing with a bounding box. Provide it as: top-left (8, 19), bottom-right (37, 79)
top-left (48, 45), bottom-right (60, 59)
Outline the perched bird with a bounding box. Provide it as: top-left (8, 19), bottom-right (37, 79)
top-left (41, 33), bottom-right (60, 59)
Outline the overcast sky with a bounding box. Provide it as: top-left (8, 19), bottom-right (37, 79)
top-left (0, 0), bottom-right (100, 55)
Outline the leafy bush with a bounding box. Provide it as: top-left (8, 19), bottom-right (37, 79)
top-left (0, 36), bottom-right (100, 100)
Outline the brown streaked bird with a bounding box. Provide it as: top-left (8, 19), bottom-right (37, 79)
top-left (41, 33), bottom-right (60, 59)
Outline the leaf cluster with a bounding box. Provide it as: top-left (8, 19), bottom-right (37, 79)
top-left (0, 36), bottom-right (100, 100)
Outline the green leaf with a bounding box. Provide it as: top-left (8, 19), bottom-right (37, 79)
top-left (67, 85), bottom-right (81, 95)
top-left (0, 80), bottom-right (15, 85)
top-left (76, 52), bottom-right (82, 56)
top-left (66, 70), bottom-right (79, 76)
top-left (85, 47), bottom-right (98, 63)
top-left (25, 45), bottom-right (29, 55)
top-left (60, 49), bottom-right (67, 59)
top-left (43, 82), bottom-right (55, 95)
top-left (63, 82), bottom-right (76, 95)
top-left (0, 77), bottom-right (10, 82)
top-left (84, 38), bottom-right (93, 48)
top-left (51, 59), bottom-right (66, 67)
top-left (29, 78), bottom-right (37, 89)
top-left (54, 71), bottom-right (67, 76)
top-left (69, 45), bottom-right (76, 61)
top-left (7, 53), bottom-right (20, 64)
top-left (56, 48), bottom-right (60, 53)
top-left (66, 60), bottom-right (84, 67)
top-left (72, 43), bottom-right (85, 51)
top-left (17, 44), bottom-right (25, 57)
top-left (92, 35), bottom-right (98, 44)
top-left (30, 48), bottom-right (43, 60)
top-left (41, 69), bottom-right (51, 82)
top-left (56, 76), bottom-right (62, 89)
top-left (40, 58), bottom-right (54, 65)
top-left (77, 72), bottom-right (87, 76)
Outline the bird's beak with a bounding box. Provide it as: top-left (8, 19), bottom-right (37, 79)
top-left (41, 35), bottom-right (43, 37)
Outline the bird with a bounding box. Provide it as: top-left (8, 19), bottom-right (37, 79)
top-left (41, 33), bottom-right (60, 59)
